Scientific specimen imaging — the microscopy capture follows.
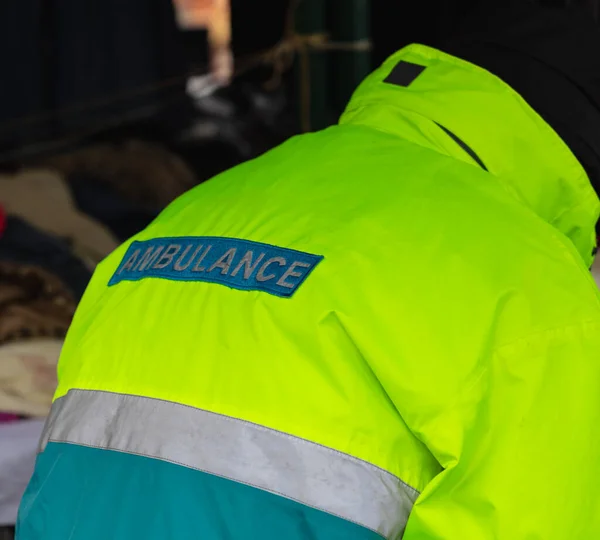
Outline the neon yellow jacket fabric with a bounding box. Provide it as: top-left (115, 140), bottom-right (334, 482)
top-left (18, 44), bottom-right (600, 539)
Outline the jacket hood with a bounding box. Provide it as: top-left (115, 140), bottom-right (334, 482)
top-left (340, 44), bottom-right (600, 267)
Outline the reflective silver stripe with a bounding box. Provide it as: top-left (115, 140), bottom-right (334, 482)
top-left (42, 389), bottom-right (419, 539)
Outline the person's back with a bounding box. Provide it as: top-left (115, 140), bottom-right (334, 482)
top-left (17, 6), bottom-right (600, 540)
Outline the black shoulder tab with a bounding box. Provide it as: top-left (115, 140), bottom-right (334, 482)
top-left (384, 61), bottom-right (426, 87)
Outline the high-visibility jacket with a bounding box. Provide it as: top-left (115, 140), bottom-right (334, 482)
top-left (17, 44), bottom-right (600, 539)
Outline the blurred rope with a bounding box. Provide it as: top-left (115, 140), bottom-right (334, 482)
top-left (263, 0), bottom-right (371, 132)
top-left (0, 49), bottom-right (269, 139)
top-left (0, 49), bottom-right (272, 163)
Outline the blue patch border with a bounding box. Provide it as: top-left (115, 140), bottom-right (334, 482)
top-left (108, 236), bottom-right (324, 298)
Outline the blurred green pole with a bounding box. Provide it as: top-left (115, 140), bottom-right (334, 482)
top-left (294, 0), bottom-right (329, 132)
top-left (328, 0), bottom-right (371, 119)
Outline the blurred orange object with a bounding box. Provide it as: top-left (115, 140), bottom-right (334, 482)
top-left (173, 0), bottom-right (233, 84)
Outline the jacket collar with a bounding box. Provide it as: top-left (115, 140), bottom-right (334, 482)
top-left (340, 44), bottom-right (599, 266)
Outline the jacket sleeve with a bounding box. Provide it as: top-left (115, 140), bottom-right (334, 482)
top-left (402, 321), bottom-right (600, 539)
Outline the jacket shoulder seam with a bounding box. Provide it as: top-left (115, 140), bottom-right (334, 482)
top-left (494, 320), bottom-right (600, 355)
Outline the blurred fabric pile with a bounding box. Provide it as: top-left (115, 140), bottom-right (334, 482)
top-left (0, 145), bottom-right (196, 412)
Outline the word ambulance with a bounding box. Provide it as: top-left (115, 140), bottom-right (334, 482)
top-left (109, 236), bottom-right (324, 298)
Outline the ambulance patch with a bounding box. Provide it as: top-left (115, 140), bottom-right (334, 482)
top-left (109, 236), bottom-right (323, 298)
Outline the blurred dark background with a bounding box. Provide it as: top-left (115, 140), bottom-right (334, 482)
top-left (2, 0), bottom-right (596, 167)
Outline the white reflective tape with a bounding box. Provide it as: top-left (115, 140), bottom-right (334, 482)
top-left (42, 389), bottom-right (419, 538)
